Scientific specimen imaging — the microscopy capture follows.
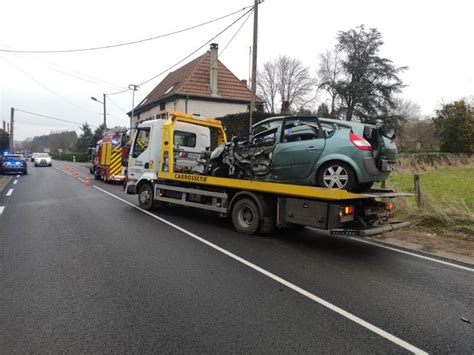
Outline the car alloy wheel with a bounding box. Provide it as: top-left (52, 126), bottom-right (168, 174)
top-left (323, 165), bottom-right (349, 188)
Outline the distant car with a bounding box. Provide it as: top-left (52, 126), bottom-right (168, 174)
top-left (1, 154), bottom-right (28, 175)
top-left (31, 153), bottom-right (39, 162)
top-left (245, 116), bottom-right (397, 191)
top-left (34, 153), bottom-right (52, 167)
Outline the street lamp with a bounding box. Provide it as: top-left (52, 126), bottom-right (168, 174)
top-left (90, 94), bottom-right (107, 129)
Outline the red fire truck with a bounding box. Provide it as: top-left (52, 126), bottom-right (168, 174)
top-left (91, 128), bottom-right (129, 182)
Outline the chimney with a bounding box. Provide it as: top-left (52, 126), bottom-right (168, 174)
top-left (241, 79), bottom-right (248, 87)
top-left (209, 43), bottom-right (219, 96)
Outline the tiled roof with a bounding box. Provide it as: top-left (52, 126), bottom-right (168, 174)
top-left (135, 50), bottom-right (260, 111)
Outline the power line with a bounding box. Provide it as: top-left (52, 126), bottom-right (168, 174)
top-left (219, 9), bottom-right (253, 57)
top-left (0, 40), bottom-right (127, 92)
top-left (106, 96), bottom-right (128, 114)
top-left (138, 7), bottom-right (254, 87)
top-left (183, 10), bottom-right (254, 98)
top-left (105, 6), bottom-right (254, 97)
top-left (0, 55), bottom-right (96, 114)
top-left (15, 109), bottom-right (98, 127)
top-left (0, 6), bottom-right (252, 54)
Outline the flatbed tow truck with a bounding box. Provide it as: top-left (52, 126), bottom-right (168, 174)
top-left (126, 112), bottom-right (410, 236)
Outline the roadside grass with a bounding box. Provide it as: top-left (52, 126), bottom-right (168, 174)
top-left (377, 155), bottom-right (474, 237)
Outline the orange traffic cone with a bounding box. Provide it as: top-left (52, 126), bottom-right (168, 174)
top-left (85, 176), bottom-right (91, 187)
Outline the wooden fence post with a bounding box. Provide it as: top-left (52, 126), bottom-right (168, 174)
top-left (414, 174), bottom-right (421, 207)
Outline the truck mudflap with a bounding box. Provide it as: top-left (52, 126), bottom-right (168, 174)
top-left (329, 221), bottom-right (411, 237)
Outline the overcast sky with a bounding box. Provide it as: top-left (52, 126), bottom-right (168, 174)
top-left (1, 0), bottom-right (472, 140)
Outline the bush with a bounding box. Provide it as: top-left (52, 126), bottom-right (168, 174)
top-left (51, 152), bottom-right (90, 162)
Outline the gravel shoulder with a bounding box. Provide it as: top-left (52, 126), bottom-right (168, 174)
top-left (374, 226), bottom-right (474, 265)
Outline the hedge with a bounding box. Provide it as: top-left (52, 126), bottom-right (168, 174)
top-left (217, 111), bottom-right (275, 139)
top-left (51, 152), bottom-right (90, 162)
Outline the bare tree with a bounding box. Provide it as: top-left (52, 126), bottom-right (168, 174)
top-left (257, 61), bottom-right (278, 113)
top-left (317, 49), bottom-right (342, 117)
top-left (277, 56), bottom-right (314, 114)
top-left (390, 97), bottom-right (421, 120)
top-left (258, 56), bottom-right (315, 114)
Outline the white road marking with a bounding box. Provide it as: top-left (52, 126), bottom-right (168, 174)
top-left (0, 206), bottom-right (4, 215)
top-left (16, 174), bottom-right (20, 177)
top-left (6, 188), bottom-right (13, 196)
top-left (93, 184), bottom-right (427, 354)
top-left (350, 238), bottom-right (474, 272)
top-left (13, 180), bottom-right (18, 185)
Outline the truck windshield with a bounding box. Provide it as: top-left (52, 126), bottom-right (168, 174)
top-left (132, 127), bottom-right (150, 158)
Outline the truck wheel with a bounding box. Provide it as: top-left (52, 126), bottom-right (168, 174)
top-left (138, 183), bottom-right (154, 210)
top-left (232, 198), bottom-right (261, 235)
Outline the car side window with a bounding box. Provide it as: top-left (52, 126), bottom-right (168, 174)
top-left (132, 128), bottom-right (150, 158)
top-left (282, 122), bottom-right (320, 143)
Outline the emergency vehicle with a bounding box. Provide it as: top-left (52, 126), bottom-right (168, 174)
top-left (92, 128), bottom-right (129, 182)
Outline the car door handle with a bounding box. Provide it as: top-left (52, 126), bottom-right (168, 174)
top-left (306, 146), bottom-right (319, 152)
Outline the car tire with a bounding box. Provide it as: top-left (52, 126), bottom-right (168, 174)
top-left (317, 161), bottom-right (356, 191)
top-left (138, 183), bottom-right (154, 210)
top-left (23, 170), bottom-right (28, 175)
top-left (232, 198), bottom-right (261, 235)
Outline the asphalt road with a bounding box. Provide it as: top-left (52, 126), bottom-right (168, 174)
top-left (0, 161), bottom-right (473, 353)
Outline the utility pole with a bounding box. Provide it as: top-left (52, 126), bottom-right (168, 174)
top-left (10, 107), bottom-right (14, 152)
top-left (103, 93), bottom-right (107, 130)
top-left (129, 84), bottom-right (140, 133)
top-left (249, 0), bottom-right (259, 134)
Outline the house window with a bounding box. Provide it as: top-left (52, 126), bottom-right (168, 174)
top-left (174, 130), bottom-right (196, 148)
top-left (160, 102), bottom-right (166, 110)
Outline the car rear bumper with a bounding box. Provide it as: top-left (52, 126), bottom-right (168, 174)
top-left (1, 168), bottom-right (27, 174)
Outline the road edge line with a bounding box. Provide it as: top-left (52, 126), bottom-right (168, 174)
top-left (92, 183), bottom-right (427, 355)
top-left (350, 238), bottom-right (474, 272)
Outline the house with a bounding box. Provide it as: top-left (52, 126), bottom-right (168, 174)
top-left (129, 43), bottom-right (262, 129)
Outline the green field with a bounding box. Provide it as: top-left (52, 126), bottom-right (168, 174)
top-left (383, 166), bottom-right (474, 211)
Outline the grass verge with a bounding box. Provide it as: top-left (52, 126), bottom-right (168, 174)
top-left (380, 155), bottom-right (474, 238)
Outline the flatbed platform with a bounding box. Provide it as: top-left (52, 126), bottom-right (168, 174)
top-left (158, 171), bottom-right (372, 201)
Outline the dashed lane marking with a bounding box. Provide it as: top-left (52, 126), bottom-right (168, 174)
top-left (91, 183), bottom-right (427, 355)
top-left (0, 206), bottom-right (4, 216)
top-left (13, 180), bottom-right (18, 185)
top-left (16, 174), bottom-right (20, 178)
top-left (6, 188), bottom-right (13, 197)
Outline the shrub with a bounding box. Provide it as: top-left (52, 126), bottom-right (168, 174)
top-left (51, 152), bottom-right (90, 162)
top-left (217, 111), bottom-right (275, 139)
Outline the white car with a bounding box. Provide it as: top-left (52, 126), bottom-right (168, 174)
top-left (34, 153), bottom-right (52, 167)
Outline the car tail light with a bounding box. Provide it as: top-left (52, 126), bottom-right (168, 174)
top-left (350, 131), bottom-right (372, 151)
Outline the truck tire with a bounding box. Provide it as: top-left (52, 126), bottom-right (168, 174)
top-left (232, 198), bottom-right (261, 235)
top-left (138, 183), bottom-right (154, 210)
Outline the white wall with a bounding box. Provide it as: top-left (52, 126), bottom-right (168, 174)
top-left (132, 98), bottom-right (249, 127)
